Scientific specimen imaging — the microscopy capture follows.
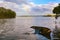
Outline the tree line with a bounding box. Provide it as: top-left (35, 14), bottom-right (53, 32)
top-left (0, 7), bottom-right (16, 19)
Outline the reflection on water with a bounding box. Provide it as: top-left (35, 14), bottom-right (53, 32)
top-left (0, 17), bottom-right (60, 40)
top-left (0, 19), bottom-right (15, 33)
top-left (0, 19), bottom-right (15, 40)
top-left (36, 34), bottom-right (48, 40)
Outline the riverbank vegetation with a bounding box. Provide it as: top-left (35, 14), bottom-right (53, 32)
top-left (0, 7), bottom-right (16, 19)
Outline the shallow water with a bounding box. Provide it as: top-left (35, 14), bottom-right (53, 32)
top-left (0, 17), bottom-right (60, 40)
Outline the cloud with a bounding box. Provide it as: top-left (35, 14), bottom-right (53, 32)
top-left (28, 2), bottom-right (58, 15)
top-left (0, 1), bottom-right (27, 15)
top-left (0, 0), bottom-right (58, 16)
top-left (4, 0), bottom-right (31, 4)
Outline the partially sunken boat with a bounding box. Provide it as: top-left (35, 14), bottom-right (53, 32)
top-left (31, 26), bottom-right (51, 39)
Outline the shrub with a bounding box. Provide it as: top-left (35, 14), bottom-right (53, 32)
top-left (0, 7), bottom-right (16, 19)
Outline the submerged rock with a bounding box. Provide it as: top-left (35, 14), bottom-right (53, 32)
top-left (31, 26), bottom-right (51, 39)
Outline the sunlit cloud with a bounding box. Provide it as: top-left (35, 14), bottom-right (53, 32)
top-left (22, 4), bottom-right (31, 12)
top-left (0, 0), bottom-right (59, 16)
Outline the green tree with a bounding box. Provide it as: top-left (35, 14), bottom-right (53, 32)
top-left (53, 4), bottom-right (60, 38)
top-left (53, 4), bottom-right (60, 19)
top-left (0, 7), bottom-right (16, 19)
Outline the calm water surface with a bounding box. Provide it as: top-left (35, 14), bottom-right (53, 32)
top-left (0, 17), bottom-right (60, 40)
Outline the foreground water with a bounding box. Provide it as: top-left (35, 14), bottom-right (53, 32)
top-left (0, 17), bottom-right (60, 40)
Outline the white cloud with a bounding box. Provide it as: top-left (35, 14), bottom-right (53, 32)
top-left (4, 0), bottom-right (31, 4)
top-left (28, 3), bottom-right (58, 15)
top-left (0, 0), bottom-right (33, 16)
top-left (0, 0), bottom-right (59, 16)
top-left (22, 4), bottom-right (31, 12)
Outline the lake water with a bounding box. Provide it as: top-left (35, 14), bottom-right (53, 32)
top-left (0, 17), bottom-right (60, 40)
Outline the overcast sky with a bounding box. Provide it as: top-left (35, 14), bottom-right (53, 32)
top-left (0, 0), bottom-right (59, 16)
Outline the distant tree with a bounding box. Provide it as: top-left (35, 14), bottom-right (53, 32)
top-left (53, 3), bottom-right (60, 19)
top-left (0, 7), bottom-right (16, 19)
